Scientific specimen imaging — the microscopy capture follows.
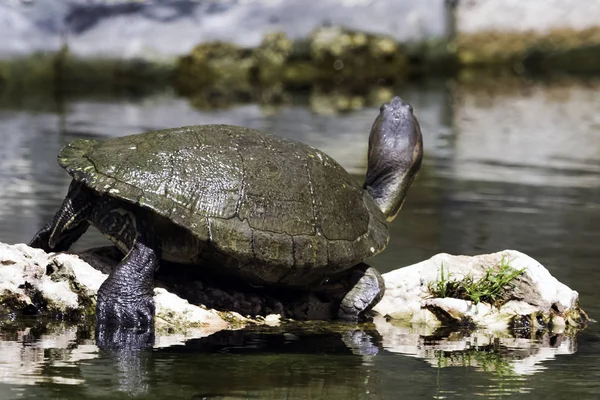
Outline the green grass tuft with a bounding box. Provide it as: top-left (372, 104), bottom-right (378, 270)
top-left (428, 256), bottom-right (525, 307)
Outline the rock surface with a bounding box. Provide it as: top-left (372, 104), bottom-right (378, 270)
top-left (0, 242), bottom-right (588, 335)
top-left (0, 242), bottom-right (263, 333)
top-left (373, 250), bottom-right (588, 333)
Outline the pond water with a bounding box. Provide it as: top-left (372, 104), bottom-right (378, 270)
top-left (1, 77), bottom-right (600, 399)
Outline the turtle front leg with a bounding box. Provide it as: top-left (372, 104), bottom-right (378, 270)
top-left (337, 264), bottom-right (385, 321)
top-left (29, 181), bottom-right (91, 252)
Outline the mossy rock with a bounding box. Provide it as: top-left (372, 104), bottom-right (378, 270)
top-left (175, 26), bottom-right (411, 94)
top-left (254, 32), bottom-right (293, 82)
top-left (307, 26), bottom-right (408, 82)
top-left (175, 42), bottom-right (255, 95)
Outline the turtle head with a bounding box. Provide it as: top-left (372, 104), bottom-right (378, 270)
top-left (364, 96), bottom-right (423, 221)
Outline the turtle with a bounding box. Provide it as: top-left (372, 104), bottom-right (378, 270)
top-left (29, 96), bottom-right (423, 330)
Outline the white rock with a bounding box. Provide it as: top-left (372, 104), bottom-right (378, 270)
top-left (373, 250), bottom-right (587, 331)
top-left (0, 242), bottom-right (262, 333)
top-left (0, 243), bottom-right (81, 313)
top-left (54, 252), bottom-right (106, 293)
top-left (154, 288), bottom-right (234, 332)
top-left (263, 314), bottom-right (282, 326)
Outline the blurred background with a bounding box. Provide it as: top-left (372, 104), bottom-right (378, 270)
top-left (1, 0), bottom-right (600, 398)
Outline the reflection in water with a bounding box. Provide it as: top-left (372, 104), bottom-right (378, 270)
top-left (0, 323), bottom-right (386, 399)
top-left (1, 78), bottom-right (600, 398)
top-left (0, 320), bottom-right (593, 399)
top-left (375, 316), bottom-right (577, 377)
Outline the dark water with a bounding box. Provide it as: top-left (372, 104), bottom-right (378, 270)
top-left (1, 78), bottom-right (600, 398)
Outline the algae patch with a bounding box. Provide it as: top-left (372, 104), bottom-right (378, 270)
top-left (428, 256), bottom-right (524, 307)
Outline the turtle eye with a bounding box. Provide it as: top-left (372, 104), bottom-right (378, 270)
top-left (380, 104), bottom-right (388, 112)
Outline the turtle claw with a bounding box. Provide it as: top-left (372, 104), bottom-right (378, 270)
top-left (29, 183), bottom-right (92, 253)
top-left (95, 290), bottom-right (155, 350)
top-left (29, 221), bottom-right (56, 252)
top-left (96, 288), bottom-right (155, 330)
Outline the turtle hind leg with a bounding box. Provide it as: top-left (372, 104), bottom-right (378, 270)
top-left (337, 264), bottom-right (385, 322)
top-left (29, 181), bottom-right (92, 252)
top-left (94, 208), bottom-right (157, 331)
top-left (96, 235), bottom-right (157, 330)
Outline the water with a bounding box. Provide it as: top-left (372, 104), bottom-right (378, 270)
top-left (1, 77), bottom-right (600, 398)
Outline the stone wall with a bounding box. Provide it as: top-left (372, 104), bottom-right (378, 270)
top-left (1, 0), bottom-right (598, 93)
top-left (0, 0), bottom-right (449, 60)
top-left (457, 0), bottom-right (600, 34)
top-left (455, 0), bottom-right (600, 70)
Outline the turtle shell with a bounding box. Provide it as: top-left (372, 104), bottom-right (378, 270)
top-left (58, 125), bottom-right (389, 286)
